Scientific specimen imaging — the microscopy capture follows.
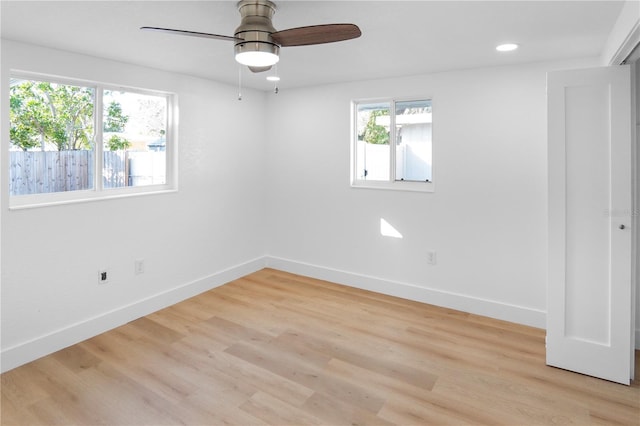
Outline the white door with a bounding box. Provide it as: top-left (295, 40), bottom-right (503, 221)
top-left (547, 65), bottom-right (634, 385)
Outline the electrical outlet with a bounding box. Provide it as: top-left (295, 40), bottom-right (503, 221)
top-left (427, 251), bottom-right (437, 265)
top-left (98, 269), bottom-right (109, 284)
top-left (135, 259), bottom-right (145, 275)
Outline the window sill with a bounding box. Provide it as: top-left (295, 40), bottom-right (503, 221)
top-left (9, 186), bottom-right (177, 210)
top-left (350, 180), bottom-right (434, 193)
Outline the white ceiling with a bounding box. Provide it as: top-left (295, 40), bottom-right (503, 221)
top-left (1, 0), bottom-right (625, 91)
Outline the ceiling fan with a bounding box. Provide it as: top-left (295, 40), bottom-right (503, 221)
top-left (141, 0), bottom-right (362, 73)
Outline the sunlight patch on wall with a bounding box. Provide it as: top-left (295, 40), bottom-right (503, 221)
top-left (380, 218), bottom-right (403, 239)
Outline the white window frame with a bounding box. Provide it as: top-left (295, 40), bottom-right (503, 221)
top-left (8, 71), bottom-right (178, 209)
top-left (350, 97), bottom-right (434, 192)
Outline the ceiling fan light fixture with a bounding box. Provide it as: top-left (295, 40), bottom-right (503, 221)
top-left (496, 43), bottom-right (518, 52)
top-left (235, 41), bottom-right (280, 67)
top-left (236, 50), bottom-right (280, 67)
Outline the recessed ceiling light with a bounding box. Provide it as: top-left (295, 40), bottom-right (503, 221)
top-left (496, 43), bottom-right (518, 52)
top-left (266, 76), bottom-right (280, 82)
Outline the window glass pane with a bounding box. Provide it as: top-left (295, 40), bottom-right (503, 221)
top-left (9, 79), bottom-right (95, 195)
top-left (102, 90), bottom-right (167, 188)
top-left (395, 99), bottom-right (432, 182)
top-left (356, 102), bottom-right (390, 181)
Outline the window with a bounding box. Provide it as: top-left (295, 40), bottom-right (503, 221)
top-left (9, 73), bottom-right (176, 208)
top-left (352, 98), bottom-right (433, 191)
top-left (102, 90), bottom-right (168, 189)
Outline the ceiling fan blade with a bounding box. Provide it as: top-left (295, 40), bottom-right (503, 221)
top-left (140, 26), bottom-right (241, 42)
top-left (271, 23), bottom-right (361, 47)
top-left (248, 65), bottom-right (272, 73)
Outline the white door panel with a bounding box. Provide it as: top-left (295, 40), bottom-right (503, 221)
top-left (547, 65), bottom-right (633, 385)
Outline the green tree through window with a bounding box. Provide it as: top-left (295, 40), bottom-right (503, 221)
top-left (362, 109), bottom-right (389, 145)
top-left (10, 80), bottom-right (95, 151)
top-left (10, 82), bottom-right (131, 152)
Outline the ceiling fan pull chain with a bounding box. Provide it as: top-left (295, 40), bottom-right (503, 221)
top-left (273, 64), bottom-right (279, 94)
top-left (238, 66), bottom-right (243, 101)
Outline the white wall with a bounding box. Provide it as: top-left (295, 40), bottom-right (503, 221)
top-left (264, 58), bottom-right (600, 329)
top-left (0, 40), bottom-right (268, 371)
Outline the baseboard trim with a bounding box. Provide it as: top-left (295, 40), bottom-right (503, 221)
top-left (264, 256), bottom-right (547, 329)
top-left (0, 257), bottom-right (266, 373)
top-left (4, 255), bottom-right (634, 373)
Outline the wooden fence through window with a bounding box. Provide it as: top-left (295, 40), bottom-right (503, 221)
top-left (9, 150), bottom-right (130, 196)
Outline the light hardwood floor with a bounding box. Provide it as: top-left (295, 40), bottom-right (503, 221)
top-left (2, 268), bottom-right (639, 425)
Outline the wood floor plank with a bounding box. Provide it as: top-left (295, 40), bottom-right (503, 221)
top-left (273, 328), bottom-right (439, 391)
top-left (1, 363), bottom-right (49, 410)
top-left (223, 340), bottom-right (328, 390)
top-left (431, 369), bottom-right (592, 425)
top-left (239, 391), bottom-right (324, 425)
top-left (300, 391), bottom-right (395, 426)
top-left (2, 268), bottom-right (638, 425)
top-left (378, 392), bottom-right (496, 426)
top-left (1, 393), bottom-right (42, 426)
top-left (325, 357), bottom-right (435, 403)
top-left (177, 343), bottom-right (315, 407)
top-left (28, 357), bottom-right (125, 425)
top-left (182, 392), bottom-right (269, 426)
top-left (75, 362), bottom-right (184, 425)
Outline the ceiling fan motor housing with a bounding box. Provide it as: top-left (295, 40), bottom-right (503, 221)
top-left (234, 0), bottom-right (280, 65)
top-left (141, 0), bottom-right (361, 70)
